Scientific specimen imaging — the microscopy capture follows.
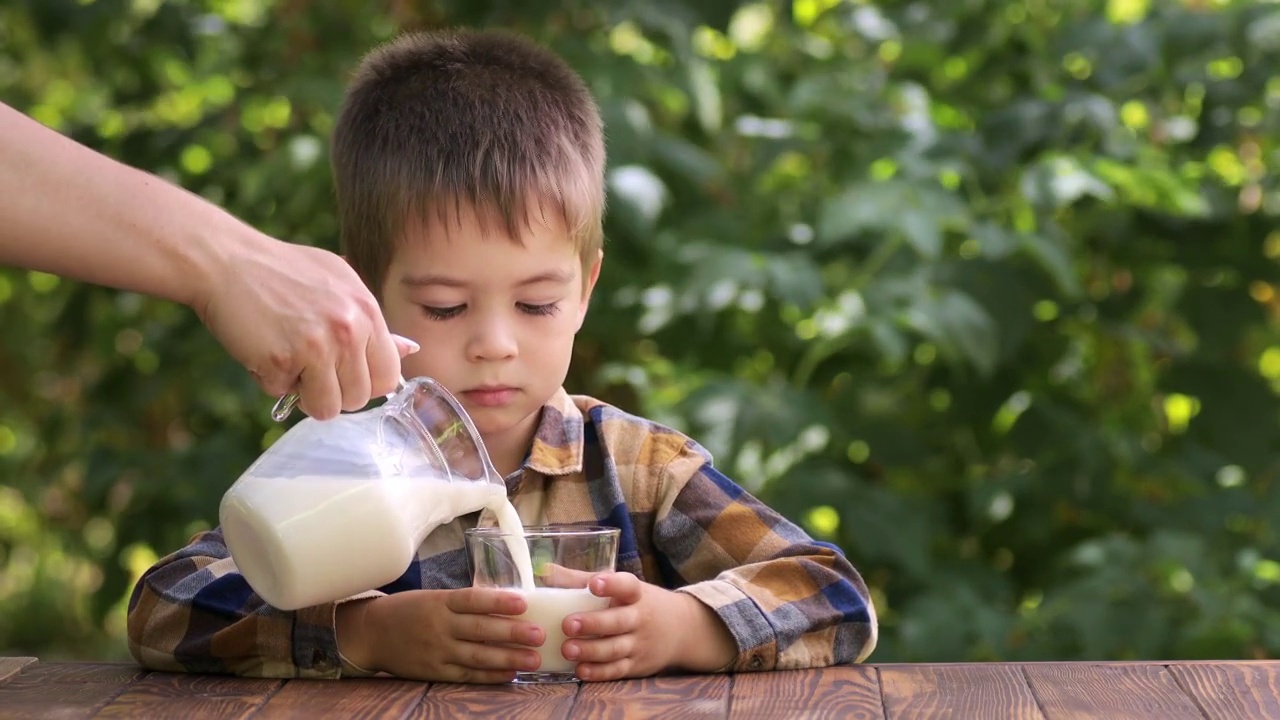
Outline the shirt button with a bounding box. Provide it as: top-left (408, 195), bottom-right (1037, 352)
top-left (749, 655), bottom-right (764, 669)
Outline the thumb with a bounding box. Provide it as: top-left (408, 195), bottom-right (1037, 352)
top-left (592, 573), bottom-right (642, 604)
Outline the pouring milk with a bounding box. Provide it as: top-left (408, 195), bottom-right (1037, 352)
top-left (222, 374), bottom-right (599, 677)
top-left (220, 470), bottom-right (536, 610)
top-left (221, 376), bottom-right (537, 610)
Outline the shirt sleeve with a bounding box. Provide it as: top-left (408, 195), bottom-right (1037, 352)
top-left (125, 527), bottom-right (382, 679)
top-left (651, 444), bottom-right (879, 672)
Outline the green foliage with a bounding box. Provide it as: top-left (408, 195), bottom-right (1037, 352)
top-left (3, 0), bottom-right (1280, 663)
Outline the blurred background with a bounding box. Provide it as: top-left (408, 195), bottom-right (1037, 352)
top-left (3, 0), bottom-right (1280, 664)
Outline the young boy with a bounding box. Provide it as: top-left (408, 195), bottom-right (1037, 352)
top-left (127, 29), bottom-right (877, 683)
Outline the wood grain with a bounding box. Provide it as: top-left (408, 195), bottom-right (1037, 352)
top-left (249, 677), bottom-right (427, 719)
top-left (879, 664), bottom-right (1043, 719)
top-left (411, 681), bottom-right (579, 719)
top-left (0, 657), bottom-right (36, 686)
top-left (1023, 663), bottom-right (1203, 719)
top-left (1169, 662), bottom-right (1280, 720)
top-left (0, 661), bottom-right (145, 718)
top-left (728, 667), bottom-right (884, 720)
top-left (93, 671), bottom-right (280, 719)
top-left (573, 675), bottom-right (731, 719)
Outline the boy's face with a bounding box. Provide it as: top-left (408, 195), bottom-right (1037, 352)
top-left (380, 203), bottom-right (601, 461)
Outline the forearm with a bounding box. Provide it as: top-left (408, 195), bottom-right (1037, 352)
top-left (679, 561), bottom-right (878, 671)
top-left (667, 593), bottom-right (737, 673)
top-left (126, 529), bottom-right (348, 679)
top-left (0, 102), bottom-right (258, 308)
top-left (335, 597), bottom-right (381, 674)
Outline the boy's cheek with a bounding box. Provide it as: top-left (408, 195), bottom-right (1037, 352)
top-left (399, 351), bottom-right (443, 381)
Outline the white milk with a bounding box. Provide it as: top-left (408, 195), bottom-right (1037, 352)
top-left (485, 498), bottom-right (536, 591)
top-left (220, 473), bottom-right (505, 610)
top-left (518, 587), bottom-right (611, 673)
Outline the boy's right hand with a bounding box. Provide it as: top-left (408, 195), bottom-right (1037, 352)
top-left (335, 588), bottom-right (545, 683)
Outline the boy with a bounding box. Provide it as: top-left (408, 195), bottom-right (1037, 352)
top-left (127, 29), bottom-right (877, 683)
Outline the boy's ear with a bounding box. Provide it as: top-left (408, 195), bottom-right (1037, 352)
top-left (576, 249), bottom-right (604, 329)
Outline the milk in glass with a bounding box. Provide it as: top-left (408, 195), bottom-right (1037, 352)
top-left (518, 587), bottom-right (610, 672)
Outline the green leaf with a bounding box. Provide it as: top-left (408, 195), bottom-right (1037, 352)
top-left (905, 288), bottom-right (1000, 376)
top-left (817, 180), bottom-right (970, 259)
top-left (1019, 228), bottom-right (1082, 298)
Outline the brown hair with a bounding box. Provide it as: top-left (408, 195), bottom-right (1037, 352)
top-left (331, 29), bottom-right (606, 296)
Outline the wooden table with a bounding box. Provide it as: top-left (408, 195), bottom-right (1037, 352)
top-left (1, 657), bottom-right (1278, 718)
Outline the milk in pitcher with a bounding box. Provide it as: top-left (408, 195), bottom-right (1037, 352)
top-left (220, 471), bottom-right (507, 610)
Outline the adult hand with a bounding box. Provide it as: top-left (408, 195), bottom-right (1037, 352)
top-left (194, 239), bottom-right (417, 420)
top-left (0, 102), bottom-right (416, 419)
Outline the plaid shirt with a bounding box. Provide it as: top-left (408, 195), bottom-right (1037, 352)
top-left (127, 389), bottom-right (878, 678)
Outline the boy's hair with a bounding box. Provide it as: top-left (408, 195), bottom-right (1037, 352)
top-left (331, 29), bottom-right (606, 296)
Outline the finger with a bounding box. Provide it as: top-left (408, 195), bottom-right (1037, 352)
top-left (575, 657), bottom-right (634, 682)
top-left (445, 587), bottom-right (527, 616)
top-left (336, 337), bottom-right (373, 413)
top-left (295, 366), bottom-right (343, 420)
top-left (393, 334), bottom-right (421, 358)
top-left (449, 641), bottom-right (542, 673)
top-left (364, 324), bottom-right (405, 399)
top-left (565, 604), bottom-right (639, 638)
top-left (563, 633), bottom-right (635, 664)
top-left (251, 368), bottom-right (297, 398)
top-left (590, 572), bottom-right (643, 605)
top-left (451, 613), bottom-right (544, 648)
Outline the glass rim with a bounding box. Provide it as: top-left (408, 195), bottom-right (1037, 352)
top-left (464, 525), bottom-right (620, 539)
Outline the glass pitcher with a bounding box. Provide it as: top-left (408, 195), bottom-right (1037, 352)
top-left (219, 377), bottom-right (505, 611)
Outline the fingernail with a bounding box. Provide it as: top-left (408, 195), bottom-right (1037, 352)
top-left (591, 578), bottom-right (605, 593)
top-left (567, 619), bottom-right (581, 635)
top-left (563, 643), bottom-right (579, 660)
top-left (394, 334), bottom-right (420, 354)
top-left (523, 653), bottom-right (541, 671)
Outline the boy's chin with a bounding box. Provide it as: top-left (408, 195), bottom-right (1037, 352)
top-left (464, 405), bottom-right (536, 435)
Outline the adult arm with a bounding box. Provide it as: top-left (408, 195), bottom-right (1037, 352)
top-left (0, 102), bottom-right (412, 418)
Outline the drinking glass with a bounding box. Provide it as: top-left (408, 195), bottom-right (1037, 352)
top-left (465, 525), bottom-right (620, 683)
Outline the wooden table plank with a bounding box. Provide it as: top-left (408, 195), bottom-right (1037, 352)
top-left (728, 667), bottom-right (884, 719)
top-left (1170, 662), bottom-right (1280, 720)
top-left (249, 677), bottom-right (428, 719)
top-left (93, 672), bottom-right (281, 719)
top-left (879, 664), bottom-right (1044, 720)
top-left (1023, 663), bottom-right (1204, 719)
top-left (573, 675), bottom-right (731, 719)
top-left (411, 681), bottom-right (579, 719)
top-left (0, 657), bottom-right (36, 686)
top-left (0, 661), bottom-right (146, 719)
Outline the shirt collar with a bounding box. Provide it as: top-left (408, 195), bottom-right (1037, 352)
top-left (523, 387), bottom-right (585, 476)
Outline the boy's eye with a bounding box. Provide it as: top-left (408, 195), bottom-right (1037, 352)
top-left (518, 302), bottom-right (560, 317)
top-left (421, 304), bottom-right (465, 320)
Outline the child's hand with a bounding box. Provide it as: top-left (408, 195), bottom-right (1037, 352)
top-left (336, 588), bottom-right (544, 683)
top-left (561, 572), bottom-right (737, 681)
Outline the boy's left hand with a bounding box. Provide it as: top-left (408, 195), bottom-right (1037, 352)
top-left (561, 572), bottom-right (737, 681)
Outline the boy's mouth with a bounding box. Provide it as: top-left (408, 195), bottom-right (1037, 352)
top-left (462, 386), bottom-right (519, 407)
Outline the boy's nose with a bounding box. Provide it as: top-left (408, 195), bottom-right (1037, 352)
top-left (467, 318), bottom-right (518, 361)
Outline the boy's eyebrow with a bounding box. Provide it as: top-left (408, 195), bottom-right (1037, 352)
top-left (515, 269), bottom-right (576, 286)
top-left (400, 269), bottom-right (575, 288)
top-left (401, 274), bottom-right (467, 288)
